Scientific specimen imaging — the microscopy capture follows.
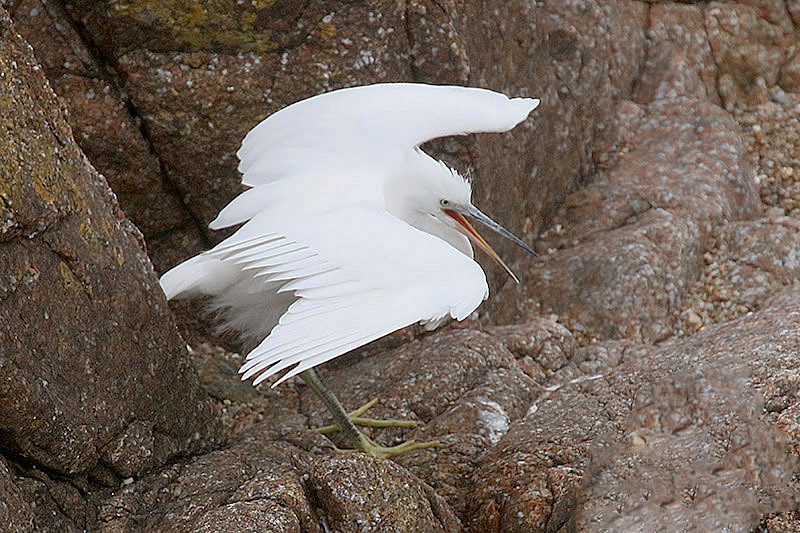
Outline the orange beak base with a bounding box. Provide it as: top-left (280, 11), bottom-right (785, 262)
top-left (443, 209), bottom-right (520, 283)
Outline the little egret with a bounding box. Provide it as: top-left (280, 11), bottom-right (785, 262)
top-left (160, 83), bottom-right (539, 456)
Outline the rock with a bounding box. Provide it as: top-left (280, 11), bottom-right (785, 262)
top-left (491, 98), bottom-right (760, 341)
top-left (561, 98), bottom-right (759, 248)
top-left (763, 512), bottom-right (800, 533)
top-left (95, 347), bottom-right (473, 533)
top-left (486, 317), bottom-right (577, 382)
top-left (3, 0), bottom-right (800, 531)
top-left (635, 3), bottom-right (719, 104)
top-left (74, 1), bottom-right (420, 245)
top-left (676, 94), bottom-right (800, 333)
top-left (309, 454), bottom-right (462, 532)
top-left (92, 329), bottom-right (528, 531)
top-left (781, 50), bottom-right (800, 92)
top-left (705, 2), bottom-right (792, 109)
top-left (713, 218), bottom-right (800, 308)
top-left (12, 464), bottom-right (94, 532)
top-left (513, 207), bottom-right (701, 342)
top-left (736, 96), bottom-right (800, 219)
top-left (8, 0), bottom-right (208, 272)
top-left (0, 7), bottom-right (221, 477)
top-left (448, 0), bottom-right (647, 286)
top-left (7, 1), bottom-right (644, 288)
top-left (468, 285), bottom-right (800, 531)
top-left (96, 417), bottom-right (326, 532)
top-left (0, 460), bottom-right (34, 533)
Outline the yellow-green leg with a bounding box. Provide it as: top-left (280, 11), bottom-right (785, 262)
top-left (300, 369), bottom-right (440, 457)
top-left (316, 398), bottom-right (418, 433)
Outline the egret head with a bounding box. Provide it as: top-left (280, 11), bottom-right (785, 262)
top-left (422, 163), bottom-right (537, 284)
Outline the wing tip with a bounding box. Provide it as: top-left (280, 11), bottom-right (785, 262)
top-left (510, 97), bottom-right (540, 120)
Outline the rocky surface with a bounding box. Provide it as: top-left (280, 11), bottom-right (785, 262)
top-left (468, 295), bottom-right (800, 531)
top-left (7, 0), bottom-right (208, 272)
top-left (3, 0), bottom-right (800, 532)
top-left (0, 459), bottom-right (34, 532)
top-left (0, 3), bottom-right (221, 485)
top-left (491, 97), bottom-right (760, 341)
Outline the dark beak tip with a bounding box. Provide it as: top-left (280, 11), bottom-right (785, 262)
top-left (461, 204), bottom-right (538, 258)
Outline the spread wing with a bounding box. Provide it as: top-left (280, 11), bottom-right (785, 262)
top-left (203, 205), bottom-right (488, 387)
top-left (236, 83), bottom-right (539, 188)
top-left (210, 84), bottom-right (538, 230)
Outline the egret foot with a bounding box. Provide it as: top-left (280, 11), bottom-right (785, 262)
top-left (300, 369), bottom-right (439, 457)
top-left (336, 433), bottom-right (440, 458)
top-left (317, 398), bottom-right (419, 434)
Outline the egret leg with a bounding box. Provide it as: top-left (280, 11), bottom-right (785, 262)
top-left (317, 398), bottom-right (419, 434)
top-left (299, 369), bottom-right (440, 457)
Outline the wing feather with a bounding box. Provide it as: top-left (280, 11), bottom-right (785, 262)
top-left (162, 83), bottom-right (535, 384)
top-left (238, 84), bottom-right (539, 178)
top-left (235, 83), bottom-right (539, 191)
top-left (206, 205), bottom-right (487, 386)
top-left (209, 84), bottom-right (538, 231)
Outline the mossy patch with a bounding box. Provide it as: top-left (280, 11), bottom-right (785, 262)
top-left (78, 221), bottom-right (94, 242)
top-left (59, 261), bottom-right (83, 292)
top-left (32, 175), bottom-right (58, 204)
top-left (319, 22), bottom-right (337, 40)
top-left (112, 0), bottom-right (279, 52)
top-left (113, 245), bottom-right (125, 266)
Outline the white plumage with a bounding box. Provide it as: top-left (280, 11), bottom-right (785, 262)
top-left (160, 83), bottom-right (539, 388)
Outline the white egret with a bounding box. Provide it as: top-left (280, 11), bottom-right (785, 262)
top-left (160, 83), bottom-right (539, 456)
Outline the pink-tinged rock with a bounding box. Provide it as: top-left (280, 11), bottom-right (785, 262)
top-left (491, 98), bottom-right (760, 341)
top-left (486, 317), bottom-right (577, 381)
top-left (779, 49), bottom-right (800, 92)
top-left (705, 2), bottom-right (792, 109)
top-left (468, 285), bottom-right (800, 531)
top-left (309, 454), bottom-right (462, 532)
top-left (303, 330), bottom-right (537, 518)
top-left (635, 4), bottom-right (719, 104)
top-left (710, 218), bottom-right (800, 312)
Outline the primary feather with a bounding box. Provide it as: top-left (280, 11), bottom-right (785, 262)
top-left (159, 83), bottom-right (538, 386)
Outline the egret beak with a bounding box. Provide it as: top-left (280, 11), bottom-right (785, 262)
top-left (443, 204), bottom-right (537, 284)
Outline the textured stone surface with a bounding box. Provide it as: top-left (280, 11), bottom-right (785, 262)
top-left (70, 0), bottom-right (420, 251)
top-left (706, 219), bottom-right (800, 309)
top-left (705, 2), bottom-right (793, 109)
top-left (737, 97), bottom-right (800, 218)
top-left (8, 0), bottom-right (207, 272)
top-left (635, 3), bottom-right (719, 104)
top-left (94, 331), bottom-right (522, 532)
top-left (0, 460), bottom-right (34, 533)
top-left (491, 98), bottom-right (760, 341)
top-left (309, 454), bottom-right (462, 533)
top-left (440, 0), bottom-right (647, 285)
top-left (486, 317), bottom-right (577, 382)
top-left (303, 330), bottom-right (537, 518)
top-left (0, 7), bottom-right (221, 477)
top-left (8, 0), bottom-right (645, 282)
top-left (468, 289), bottom-right (800, 531)
top-left (12, 464), bottom-right (95, 532)
top-left (96, 419), bottom-right (324, 532)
